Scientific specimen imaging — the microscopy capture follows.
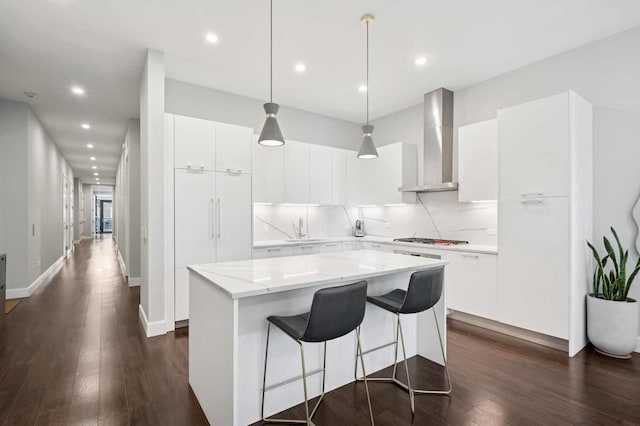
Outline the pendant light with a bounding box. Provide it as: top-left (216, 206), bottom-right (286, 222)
top-left (357, 14), bottom-right (378, 159)
top-left (258, 0), bottom-right (285, 146)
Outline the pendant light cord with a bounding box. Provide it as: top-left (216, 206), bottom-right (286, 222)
top-left (270, 0), bottom-right (273, 103)
top-left (366, 20), bottom-right (369, 124)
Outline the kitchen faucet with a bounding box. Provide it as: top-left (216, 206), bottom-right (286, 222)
top-left (292, 216), bottom-right (306, 239)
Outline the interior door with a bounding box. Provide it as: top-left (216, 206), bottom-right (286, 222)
top-left (215, 172), bottom-right (252, 262)
top-left (498, 196), bottom-right (569, 338)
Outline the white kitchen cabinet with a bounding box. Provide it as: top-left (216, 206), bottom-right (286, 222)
top-left (309, 144), bottom-right (333, 205)
top-left (216, 123), bottom-right (252, 174)
top-left (497, 91), bottom-right (593, 355)
top-left (458, 119), bottom-right (498, 202)
top-left (445, 251), bottom-right (498, 320)
top-left (498, 197), bottom-right (570, 338)
top-left (293, 244), bottom-right (319, 255)
top-left (342, 240), bottom-right (363, 251)
top-left (174, 115), bottom-right (216, 171)
top-left (215, 172), bottom-right (252, 262)
top-left (252, 137), bottom-right (285, 204)
top-left (331, 149), bottom-right (347, 205)
top-left (284, 140), bottom-right (310, 204)
top-left (175, 267), bottom-right (190, 323)
top-left (174, 169), bottom-right (216, 267)
top-left (253, 246), bottom-right (295, 259)
top-left (498, 92), bottom-right (570, 199)
top-left (317, 241), bottom-right (343, 253)
top-left (361, 242), bottom-right (395, 252)
top-left (345, 154), bottom-right (361, 206)
top-left (360, 143), bottom-right (417, 205)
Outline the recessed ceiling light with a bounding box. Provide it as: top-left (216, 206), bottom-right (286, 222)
top-left (71, 86), bottom-right (85, 95)
top-left (86, 143), bottom-right (94, 148)
top-left (358, 85), bottom-right (367, 93)
top-left (92, 166), bottom-right (97, 169)
top-left (294, 63), bottom-right (306, 73)
top-left (81, 123), bottom-right (90, 129)
top-left (90, 156), bottom-right (96, 161)
top-left (205, 33), bottom-right (219, 44)
top-left (94, 172), bottom-right (99, 176)
top-left (95, 178), bottom-right (100, 181)
top-left (415, 56), bottom-right (428, 66)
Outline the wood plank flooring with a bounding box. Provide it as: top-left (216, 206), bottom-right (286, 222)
top-left (1, 238), bottom-right (639, 425)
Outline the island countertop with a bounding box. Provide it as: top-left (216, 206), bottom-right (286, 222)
top-left (188, 249), bottom-right (448, 299)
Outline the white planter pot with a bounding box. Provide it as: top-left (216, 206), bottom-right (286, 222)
top-left (587, 295), bottom-right (638, 357)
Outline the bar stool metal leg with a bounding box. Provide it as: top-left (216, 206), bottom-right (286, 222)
top-left (261, 324), bottom-right (328, 425)
top-left (355, 326), bottom-right (375, 426)
top-left (355, 309), bottom-right (452, 415)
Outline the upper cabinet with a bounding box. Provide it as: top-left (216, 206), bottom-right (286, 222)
top-left (216, 123), bottom-right (252, 174)
top-left (309, 144), bottom-right (333, 205)
top-left (360, 143), bottom-right (417, 205)
top-left (458, 119), bottom-right (498, 202)
top-left (498, 93), bottom-right (571, 199)
top-left (345, 152), bottom-right (361, 206)
top-left (174, 115), bottom-right (216, 171)
top-left (252, 137), bottom-right (285, 204)
top-left (331, 149), bottom-right (347, 205)
top-left (284, 140), bottom-right (310, 204)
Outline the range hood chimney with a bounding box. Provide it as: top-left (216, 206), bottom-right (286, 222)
top-left (401, 88), bottom-right (458, 193)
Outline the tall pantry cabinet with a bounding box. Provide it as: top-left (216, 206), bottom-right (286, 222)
top-left (167, 114), bottom-right (253, 322)
top-left (497, 92), bottom-right (592, 356)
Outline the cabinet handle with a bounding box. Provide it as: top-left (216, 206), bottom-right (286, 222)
top-left (226, 168), bottom-right (242, 174)
top-left (520, 198), bottom-right (543, 204)
top-left (301, 246), bottom-right (313, 249)
top-left (210, 198), bottom-right (215, 238)
top-left (267, 248), bottom-right (281, 252)
top-left (216, 198), bottom-right (221, 238)
top-left (325, 244), bottom-right (337, 247)
top-left (462, 254), bottom-right (479, 259)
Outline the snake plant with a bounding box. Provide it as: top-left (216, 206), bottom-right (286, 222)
top-left (587, 227), bottom-right (640, 301)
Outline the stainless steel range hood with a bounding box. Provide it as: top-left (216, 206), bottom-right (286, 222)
top-left (401, 88), bottom-right (458, 193)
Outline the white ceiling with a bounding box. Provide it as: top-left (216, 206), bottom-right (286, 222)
top-left (2, 0), bottom-right (640, 184)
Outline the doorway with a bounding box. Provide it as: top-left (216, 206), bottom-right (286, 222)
top-left (98, 199), bottom-right (113, 234)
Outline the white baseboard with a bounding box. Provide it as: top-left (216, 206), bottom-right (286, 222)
top-left (636, 337), bottom-right (640, 353)
top-left (73, 239), bottom-right (81, 244)
top-left (117, 250), bottom-right (127, 277)
top-left (82, 235), bottom-right (93, 240)
top-left (6, 256), bottom-right (65, 299)
top-left (138, 304), bottom-right (166, 338)
top-left (128, 277), bottom-right (141, 287)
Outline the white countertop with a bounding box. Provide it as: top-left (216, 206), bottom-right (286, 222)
top-left (253, 236), bottom-right (498, 255)
top-left (188, 249), bottom-right (448, 299)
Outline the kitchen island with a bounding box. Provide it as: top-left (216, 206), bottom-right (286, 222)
top-left (188, 250), bottom-right (448, 426)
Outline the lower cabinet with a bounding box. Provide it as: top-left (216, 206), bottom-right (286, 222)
top-left (361, 242), bottom-right (394, 252)
top-left (443, 251), bottom-right (498, 320)
top-left (342, 241), bottom-right (363, 251)
top-left (317, 242), bottom-right (343, 253)
top-left (252, 246), bottom-right (294, 259)
top-left (293, 245), bottom-right (319, 255)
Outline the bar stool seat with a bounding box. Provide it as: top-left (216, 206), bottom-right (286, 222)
top-left (267, 312), bottom-right (309, 341)
top-left (366, 289), bottom-right (406, 313)
top-left (262, 281), bottom-right (375, 425)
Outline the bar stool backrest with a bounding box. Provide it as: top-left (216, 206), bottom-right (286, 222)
top-left (399, 267), bottom-right (445, 314)
top-left (301, 281), bottom-right (368, 343)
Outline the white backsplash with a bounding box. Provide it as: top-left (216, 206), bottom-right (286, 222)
top-left (253, 192), bottom-right (497, 246)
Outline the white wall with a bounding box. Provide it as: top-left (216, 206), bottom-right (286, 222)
top-left (0, 99), bottom-right (73, 294)
top-left (165, 79), bottom-right (362, 150)
top-left (140, 49), bottom-right (167, 334)
top-left (0, 100), bottom-right (29, 292)
top-left (114, 118), bottom-right (141, 280)
top-left (27, 108), bottom-right (74, 284)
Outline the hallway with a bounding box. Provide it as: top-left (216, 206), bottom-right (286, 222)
top-left (0, 239), bottom-right (207, 425)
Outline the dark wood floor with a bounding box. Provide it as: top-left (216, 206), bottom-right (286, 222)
top-left (1, 238), bottom-right (639, 425)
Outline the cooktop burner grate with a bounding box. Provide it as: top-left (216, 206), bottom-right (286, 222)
top-left (393, 237), bottom-right (469, 245)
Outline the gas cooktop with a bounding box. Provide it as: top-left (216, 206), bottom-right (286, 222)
top-left (393, 237), bottom-right (469, 246)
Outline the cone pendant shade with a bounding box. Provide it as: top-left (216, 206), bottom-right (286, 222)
top-left (357, 124), bottom-right (378, 159)
top-left (258, 102), bottom-right (284, 146)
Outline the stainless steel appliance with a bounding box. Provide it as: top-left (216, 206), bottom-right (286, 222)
top-left (353, 220), bottom-right (365, 237)
top-left (393, 249), bottom-right (442, 260)
top-left (394, 237), bottom-right (468, 246)
top-left (0, 254), bottom-right (6, 320)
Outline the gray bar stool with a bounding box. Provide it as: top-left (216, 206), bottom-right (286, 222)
top-left (355, 267), bottom-right (451, 414)
top-left (261, 281), bottom-right (374, 425)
